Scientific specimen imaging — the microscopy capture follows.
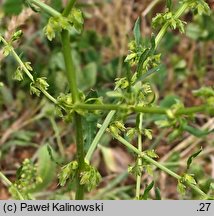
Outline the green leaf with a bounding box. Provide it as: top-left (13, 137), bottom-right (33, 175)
top-left (77, 62), bottom-right (97, 91)
top-left (150, 34), bottom-right (156, 52)
top-left (183, 124), bottom-right (213, 138)
top-left (136, 48), bottom-right (150, 76)
top-left (137, 66), bottom-right (160, 83)
top-left (32, 144), bottom-right (57, 191)
top-left (186, 23), bottom-right (208, 40)
top-left (51, 0), bottom-right (63, 10)
top-left (193, 86), bottom-right (214, 98)
top-left (24, 0), bottom-right (40, 12)
top-left (187, 147), bottom-right (203, 171)
top-left (47, 145), bottom-right (60, 165)
top-left (134, 17), bottom-right (141, 46)
top-left (3, 0), bottom-right (23, 15)
top-left (166, 0), bottom-right (172, 11)
top-left (159, 95), bottom-right (181, 108)
top-left (155, 187), bottom-right (162, 200)
top-left (140, 181), bottom-right (154, 200)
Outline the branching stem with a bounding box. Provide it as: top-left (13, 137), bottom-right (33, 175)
top-left (0, 171), bottom-right (25, 200)
top-left (155, 3), bottom-right (189, 47)
top-left (73, 103), bottom-right (213, 116)
top-left (60, 0), bottom-right (85, 200)
top-left (98, 124), bottom-right (210, 199)
top-left (136, 114), bottom-right (143, 199)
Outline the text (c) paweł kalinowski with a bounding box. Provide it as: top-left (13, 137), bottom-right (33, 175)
top-left (20, 202), bottom-right (104, 212)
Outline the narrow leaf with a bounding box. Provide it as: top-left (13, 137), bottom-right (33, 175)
top-left (136, 48), bottom-right (150, 77)
top-left (155, 187), bottom-right (162, 200)
top-left (141, 181), bottom-right (154, 200)
top-left (166, 0), bottom-right (172, 11)
top-left (137, 65), bottom-right (161, 82)
top-left (134, 17), bottom-right (141, 46)
top-left (183, 124), bottom-right (213, 138)
top-left (187, 147), bottom-right (203, 171)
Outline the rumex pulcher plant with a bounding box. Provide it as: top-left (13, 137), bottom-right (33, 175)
top-left (0, 0), bottom-right (214, 200)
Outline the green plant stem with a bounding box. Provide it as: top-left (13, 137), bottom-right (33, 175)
top-left (74, 113), bottom-right (85, 200)
top-left (62, 0), bottom-right (76, 16)
top-left (61, 32), bottom-right (79, 103)
top-left (85, 110), bottom-right (116, 162)
top-left (0, 171), bottom-right (25, 200)
top-left (27, 0), bottom-right (85, 200)
top-left (84, 102), bottom-right (213, 166)
top-left (40, 88), bottom-right (57, 104)
top-left (98, 125), bottom-right (209, 198)
top-left (60, 0), bottom-right (85, 200)
top-left (29, 0), bottom-right (60, 17)
top-left (155, 2), bottom-right (189, 47)
top-left (83, 2), bottom-right (196, 166)
top-left (136, 113), bottom-right (143, 199)
top-left (73, 103), bottom-right (213, 116)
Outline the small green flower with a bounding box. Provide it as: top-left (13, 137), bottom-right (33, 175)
top-left (11, 30), bottom-right (23, 42)
top-left (9, 159), bottom-right (42, 199)
top-left (58, 161), bottom-right (78, 186)
top-left (2, 44), bottom-right (12, 57)
top-left (13, 66), bottom-right (24, 81)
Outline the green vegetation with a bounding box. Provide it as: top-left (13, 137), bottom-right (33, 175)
top-left (0, 0), bottom-right (213, 200)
